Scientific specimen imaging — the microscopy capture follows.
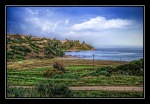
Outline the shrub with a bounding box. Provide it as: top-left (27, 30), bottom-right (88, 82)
top-left (7, 87), bottom-right (26, 97)
top-left (129, 59), bottom-right (142, 68)
top-left (10, 45), bottom-right (16, 49)
top-left (16, 55), bottom-right (25, 60)
top-left (88, 67), bottom-right (111, 77)
top-left (10, 45), bottom-right (31, 53)
top-left (116, 63), bottom-right (142, 76)
top-left (35, 81), bottom-right (72, 97)
top-left (99, 70), bottom-right (111, 77)
top-left (43, 69), bottom-right (63, 78)
top-left (134, 70), bottom-right (143, 76)
top-left (7, 54), bottom-right (14, 59)
top-left (117, 64), bottom-right (140, 71)
top-left (53, 61), bottom-right (65, 72)
top-left (19, 46), bottom-right (31, 53)
top-left (104, 66), bottom-right (116, 74)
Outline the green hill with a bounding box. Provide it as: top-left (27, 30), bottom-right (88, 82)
top-left (7, 34), bottom-right (95, 61)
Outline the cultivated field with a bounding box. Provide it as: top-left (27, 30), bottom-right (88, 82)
top-left (7, 58), bottom-right (143, 98)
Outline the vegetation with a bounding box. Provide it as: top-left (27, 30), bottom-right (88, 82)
top-left (81, 58), bottom-right (143, 77)
top-left (7, 58), bottom-right (143, 98)
top-left (61, 39), bottom-right (95, 50)
top-left (7, 34), bottom-right (95, 61)
top-left (53, 61), bottom-right (65, 72)
top-left (7, 59), bottom-right (143, 86)
top-left (7, 84), bottom-right (143, 98)
top-left (129, 58), bottom-right (143, 68)
top-left (7, 82), bottom-right (72, 97)
top-left (35, 82), bottom-right (72, 97)
top-left (6, 34), bottom-right (143, 98)
top-left (43, 68), bottom-right (63, 78)
top-left (72, 90), bottom-right (143, 97)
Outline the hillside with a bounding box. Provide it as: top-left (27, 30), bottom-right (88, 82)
top-left (60, 39), bottom-right (95, 51)
top-left (7, 34), bottom-right (95, 61)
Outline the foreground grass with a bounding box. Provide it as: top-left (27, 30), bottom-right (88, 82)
top-left (7, 87), bottom-right (143, 98)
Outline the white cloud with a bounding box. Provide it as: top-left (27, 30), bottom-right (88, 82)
top-left (11, 8), bottom-right (142, 47)
top-left (68, 31), bottom-right (75, 35)
top-left (26, 8), bottom-right (39, 16)
top-left (52, 21), bottom-right (61, 32)
top-left (41, 22), bottom-right (51, 33)
top-left (65, 19), bottom-right (69, 24)
top-left (71, 16), bottom-right (133, 30)
top-left (104, 19), bottom-right (133, 28)
top-left (24, 17), bottom-right (41, 26)
top-left (52, 23), bottom-right (58, 32)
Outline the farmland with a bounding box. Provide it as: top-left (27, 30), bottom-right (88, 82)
top-left (7, 58), bottom-right (143, 98)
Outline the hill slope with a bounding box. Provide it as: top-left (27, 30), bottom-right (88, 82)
top-left (7, 34), bottom-right (95, 61)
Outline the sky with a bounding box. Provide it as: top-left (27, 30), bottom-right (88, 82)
top-left (6, 6), bottom-right (144, 48)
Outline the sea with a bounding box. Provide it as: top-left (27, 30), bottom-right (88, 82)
top-left (64, 47), bottom-right (144, 62)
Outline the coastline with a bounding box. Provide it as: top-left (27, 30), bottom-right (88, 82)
top-left (62, 47), bottom-right (143, 62)
top-left (58, 55), bottom-right (128, 62)
top-left (63, 48), bottom-right (96, 52)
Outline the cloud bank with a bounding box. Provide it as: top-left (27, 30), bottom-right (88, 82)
top-left (7, 7), bottom-right (143, 47)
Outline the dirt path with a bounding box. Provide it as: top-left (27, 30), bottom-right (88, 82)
top-left (69, 86), bottom-right (143, 92)
top-left (9, 86), bottom-right (143, 92)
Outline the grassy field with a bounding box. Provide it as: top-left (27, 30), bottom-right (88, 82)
top-left (7, 58), bottom-right (143, 98)
top-left (7, 87), bottom-right (143, 98)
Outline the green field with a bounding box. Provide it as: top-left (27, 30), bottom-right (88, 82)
top-left (7, 58), bottom-right (143, 98)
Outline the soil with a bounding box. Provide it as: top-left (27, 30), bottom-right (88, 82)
top-left (9, 86), bottom-right (143, 92)
top-left (69, 86), bottom-right (143, 92)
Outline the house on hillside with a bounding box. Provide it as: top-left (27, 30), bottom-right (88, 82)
top-left (61, 40), bottom-right (67, 44)
top-left (43, 40), bottom-right (48, 43)
top-left (20, 34), bottom-right (25, 39)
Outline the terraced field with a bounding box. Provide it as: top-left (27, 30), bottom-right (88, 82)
top-left (6, 58), bottom-right (143, 98)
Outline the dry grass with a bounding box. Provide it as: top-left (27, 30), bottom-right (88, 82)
top-left (7, 58), bottom-right (128, 70)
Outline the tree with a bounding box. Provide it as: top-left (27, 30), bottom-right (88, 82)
top-left (70, 41), bottom-right (74, 48)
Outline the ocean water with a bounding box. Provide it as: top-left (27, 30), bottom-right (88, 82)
top-left (64, 47), bottom-right (144, 62)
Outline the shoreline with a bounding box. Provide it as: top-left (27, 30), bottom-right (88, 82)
top-left (58, 55), bottom-right (129, 62)
top-left (63, 49), bottom-right (96, 52)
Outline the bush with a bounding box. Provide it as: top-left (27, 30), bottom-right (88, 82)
top-left (88, 67), bottom-right (111, 77)
top-left (140, 58), bottom-right (143, 68)
top-left (7, 54), bottom-right (14, 59)
top-left (129, 59), bottom-right (142, 68)
top-left (116, 63), bottom-right (142, 76)
top-left (134, 70), bottom-right (143, 76)
top-left (117, 64), bottom-right (140, 71)
top-left (16, 55), bottom-right (25, 60)
top-left (10, 45), bottom-right (31, 53)
top-left (19, 46), bottom-right (31, 53)
top-left (104, 66), bottom-right (116, 74)
top-left (35, 81), bottom-right (72, 97)
top-left (43, 69), bottom-right (63, 78)
top-left (99, 70), bottom-right (111, 77)
top-left (53, 61), bottom-right (65, 72)
top-left (7, 87), bottom-right (26, 97)
top-left (10, 45), bottom-right (16, 49)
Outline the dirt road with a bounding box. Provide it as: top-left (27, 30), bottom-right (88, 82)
top-left (69, 86), bottom-right (143, 92)
top-left (9, 86), bottom-right (143, 92)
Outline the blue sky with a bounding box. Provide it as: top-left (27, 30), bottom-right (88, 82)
top-left (6, 6), bottom-right (143, 48)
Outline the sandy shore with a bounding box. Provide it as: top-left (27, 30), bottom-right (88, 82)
top-left (57, 55), bottom-right (79, 60)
